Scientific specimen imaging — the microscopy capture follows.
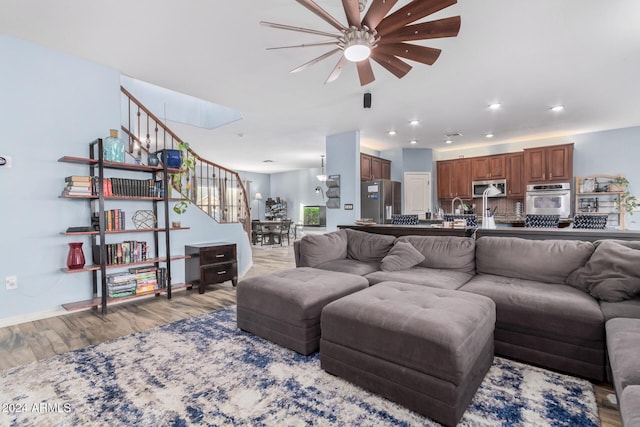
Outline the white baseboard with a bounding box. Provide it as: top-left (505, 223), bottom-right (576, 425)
top-left (0, 307), bottom-right (72, 328)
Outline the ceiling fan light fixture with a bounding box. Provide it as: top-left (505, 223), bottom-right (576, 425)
top-left (342, 27), bottom-right (376, 62)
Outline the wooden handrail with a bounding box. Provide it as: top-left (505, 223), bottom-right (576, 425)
top-left (120, 86), bottom-right (252, 240)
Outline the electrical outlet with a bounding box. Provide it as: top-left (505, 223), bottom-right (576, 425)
top-left (6, 275), bottom-right (17, 290)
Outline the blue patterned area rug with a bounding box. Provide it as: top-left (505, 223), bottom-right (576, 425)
top-left (1, 307), bottom-right (599, 426)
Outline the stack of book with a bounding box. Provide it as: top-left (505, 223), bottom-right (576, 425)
top-left (62, 176), bottom-right (93, 196)
top-left (129, 266), bottom-right (159, 294)
top-left (106, 272), bottom-right (137, 298)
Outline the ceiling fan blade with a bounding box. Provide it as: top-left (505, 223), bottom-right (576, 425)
top-left (356, 59), bottom-right (375, 86)
top-left (378, 16), bottom-right (461, 43)
top-left (325, 56), bottom-right (348, 84)
top-left (290, 48), bottom-right (341, 74)
top-left (342, 0), bottom-right (361, 27)
top-left (363, 0), bottom-right (399, 30)
top-left (376, 0), bottom-right (457, 36)
top-left (375, 43), bottom-right (441, 65)
top-left (296, 0), bottom-right (347, 31)
top-left (260, 21), bottom-right (341, 39)
top-left (267, 41), bottom-right (339, 50)
top-left (370, 51), bottom-right (412, 79)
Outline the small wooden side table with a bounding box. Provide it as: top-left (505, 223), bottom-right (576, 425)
top-left (185, 242), bottom-right (238, 294)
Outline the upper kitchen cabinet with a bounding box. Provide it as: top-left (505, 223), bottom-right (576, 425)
top-left (360, 153), bottom-right (391, 181)
top-left (471, 155), bottom-right (506, 180)
top-left (524, 143), bottom-right (574, 184)
top-left (437, 158), bottom-right (472, 199)
top-left (505, 152), bottom-right (524, 197)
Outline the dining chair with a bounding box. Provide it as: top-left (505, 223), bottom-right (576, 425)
top-left (391, 214), bottom-right (419, 225)
top-left (275, 219), bottom-right (292, 246)
top-left (251, 220), bottom-right (262, 245)
top-left (572, 214), bottom-right (608, 229)
top-left (524, 214), bottom-right (560, 228)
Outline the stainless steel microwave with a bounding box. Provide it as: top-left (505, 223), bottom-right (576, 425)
top-left (472, 179), bottom-right (507, 198)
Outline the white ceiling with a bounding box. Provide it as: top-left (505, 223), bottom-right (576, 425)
top-left (2, 0), bottom-right (640, 173)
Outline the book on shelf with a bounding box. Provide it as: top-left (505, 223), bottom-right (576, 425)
top-left (92, 240), bottom-right (148, 265)
top-left (65, 175), bottom-right (92, 183)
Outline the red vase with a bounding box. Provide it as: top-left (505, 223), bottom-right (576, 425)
top-left (67, 242), bottom-right (86, 269)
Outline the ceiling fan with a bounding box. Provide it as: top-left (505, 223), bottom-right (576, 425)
top-left (261, 0), bottom-right (461, 86)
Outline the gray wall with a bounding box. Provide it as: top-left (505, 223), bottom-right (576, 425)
top-left (0, 35), bottom-right (251, 324)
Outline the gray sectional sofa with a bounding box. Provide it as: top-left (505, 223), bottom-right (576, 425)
top-left (294, 228), bottom-right (640, 388)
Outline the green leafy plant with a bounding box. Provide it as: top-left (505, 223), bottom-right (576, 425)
top-left (172, 142), bottom-right (196, 215)
top-left (610, 176), bottom-right (638, 215)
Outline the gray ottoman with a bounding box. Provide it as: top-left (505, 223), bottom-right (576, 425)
top-left (320, 281), bottom-right (496, 427)
top-left (236, 267), bottom-right (369, 355)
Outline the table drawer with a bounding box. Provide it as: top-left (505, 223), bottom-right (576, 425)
top-left (201, 261), bottom-right (237, 284)
top-left (200, 245), bottom-right (236, 265)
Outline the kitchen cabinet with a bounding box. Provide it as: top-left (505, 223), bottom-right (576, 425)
top-left (437, 158), bottom-right (472, 199)
top-left (360, 153), bottom-right (391, 181)
top-left (524, 143), bottom-right (573, 184)
top-left (506, 153), bottom-right (524, 197)
top-left (471, 155), bottom-right (506, 180)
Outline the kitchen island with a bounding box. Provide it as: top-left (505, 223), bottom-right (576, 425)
top-left (338, 223), bottom-right (640, 241)
top-left (338, 224), bottom-right (474, 237)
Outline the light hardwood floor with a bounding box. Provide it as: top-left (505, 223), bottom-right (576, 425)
top-left (0, 244), bottom-right (621, 426)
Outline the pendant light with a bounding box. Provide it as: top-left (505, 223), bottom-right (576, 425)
top-left (316, 155), bottom-right (327, 182)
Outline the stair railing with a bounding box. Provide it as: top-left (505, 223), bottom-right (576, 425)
top-left (120, 86), bottom-right (251, 239)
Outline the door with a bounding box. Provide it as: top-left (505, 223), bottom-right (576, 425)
top-left (489, 155), bottom-right (506, 179)
top-left (452, 158), bottom-right (472, 198)
top-left (472, 157), bottom-right (490, 180)
top-left (404, 172), bottom-right (431, 219)
top-left (360, 154), bottom-right (372, 181)
top-left (524, 147), bottom-right (546, 183)
top-left (546, 144), bottom-right (573, 182)
top-left (437, 161), bottom-right (453, 199)
top-left (371, 157), bottom-right (383, 180)
top-left (506, 153), bottom-right (524, 197)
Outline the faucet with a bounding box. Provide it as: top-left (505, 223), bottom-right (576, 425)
top-left (451, 197), bottom-right (465, 215)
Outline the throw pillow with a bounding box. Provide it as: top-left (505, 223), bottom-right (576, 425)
top-left (381, 241), bottom-right (426, 272)
top-left (345, 229), bottom-right (396, 262)
top-left (298, 230), bottom-right (348, 268)
top-left (566, 240), bottom-right (640, 302)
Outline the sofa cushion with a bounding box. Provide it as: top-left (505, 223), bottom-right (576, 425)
top-left (345, 229), bottom-right (396, 263)
top-left (297, 230), bottom-right (348, 268)
top-left (567, 240), bottom-right (640, 302)
top-left (365, 266), bottom-right (473, 289)
top-left (476, 236), bottom-right (594, 284)
top-left (606, 318), bottom-right (640, 395)
top-left (315, 259), bottom-right (380, 276)
top-left (380, 241), bottom-right (425, 272)
top-left (600, 298), bottom-right (640, 322)
top-left (621, 386), bottom-right (640, 427)
top-left (461, 274), bottom-right (604, 345)
top-left (396, 235), bottom-right (476, 275)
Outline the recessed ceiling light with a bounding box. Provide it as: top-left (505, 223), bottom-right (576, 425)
top-left (409, 120), bottom-right (420, 126)
top-left (488, 103), bottom-right (502, 110)
top-left (388, 130), bottom-right (397, 136)
top-left (445, 139), bottom-right (453, 144)
top-left (550, 105), bottom-right (565, 112)
top-left (409, 140), bottom-right (418, 145)
top-left (485, 133), bottom-right (494, 138)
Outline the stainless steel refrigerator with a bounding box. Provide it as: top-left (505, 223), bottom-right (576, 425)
top-left (361, 179), bottom-right (402, 223)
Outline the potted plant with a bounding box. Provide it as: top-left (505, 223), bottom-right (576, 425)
top-left (610, 176), bottom-right (638, 215)
top-left (172, 142), bottom-right (196, 215)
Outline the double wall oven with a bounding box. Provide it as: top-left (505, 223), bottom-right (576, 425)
top-left (525, 182), bottom-right (572, 218)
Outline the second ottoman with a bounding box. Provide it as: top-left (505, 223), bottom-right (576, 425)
top-left (320, 281), bottom-right (496, 427)
top-left (237, 267), bottom-right (369, 355)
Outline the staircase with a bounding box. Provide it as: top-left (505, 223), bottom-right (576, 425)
top-left (120, 86), bottom-right (251, 239)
